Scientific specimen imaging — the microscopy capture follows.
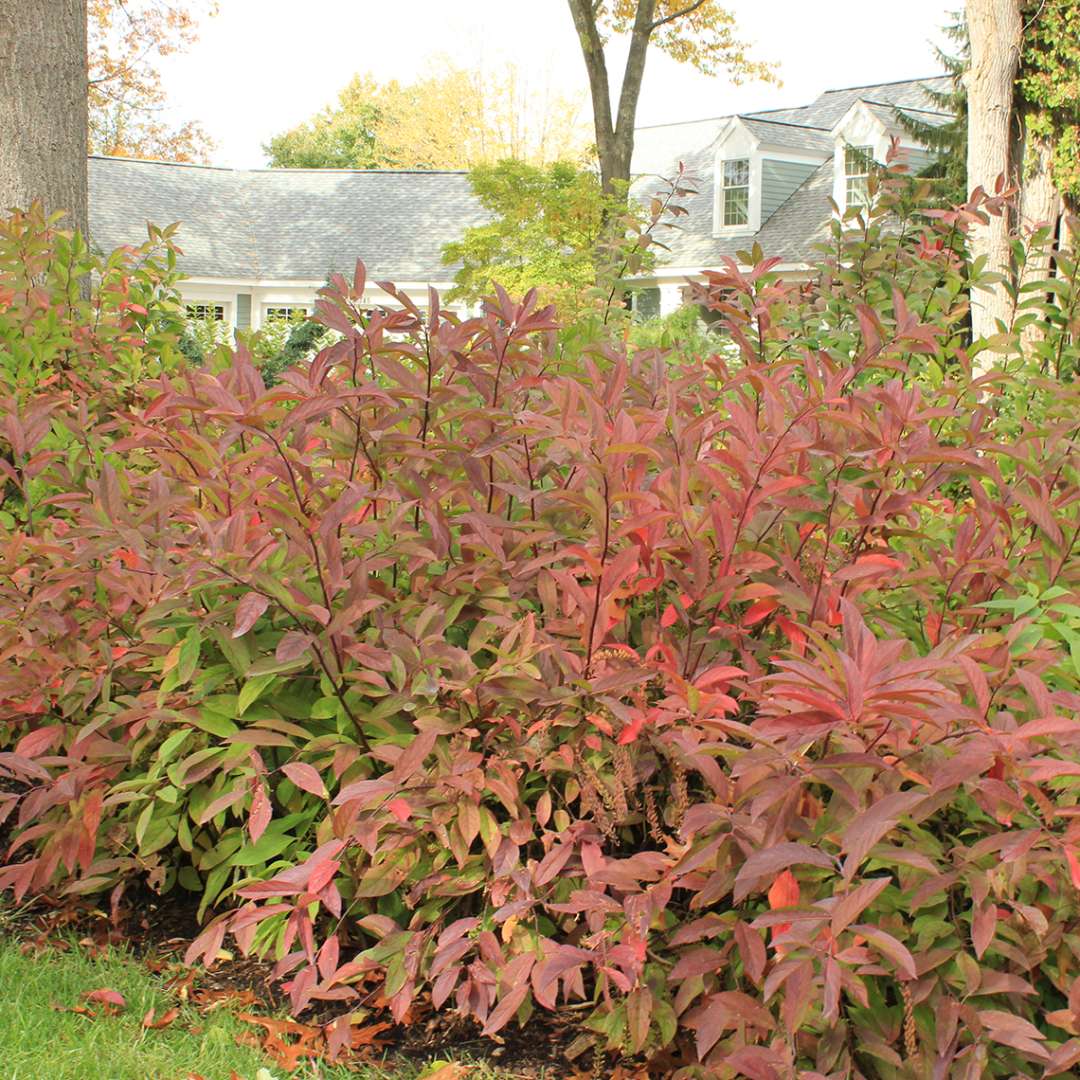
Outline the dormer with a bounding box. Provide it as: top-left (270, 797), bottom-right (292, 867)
top-left (830, 100), bottom-right (935, 212)
top-left (712, 117), bottom-right (831, 237)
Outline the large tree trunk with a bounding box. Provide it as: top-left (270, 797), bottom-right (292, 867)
top-left (567, 0), bottom-right (657, 196)
top-left (0, 0), bottom-right (88, 236)
top-left (1016, 118), bottom-right (1063, 352)
top-left (965, 0), bottom-right (1021, 340)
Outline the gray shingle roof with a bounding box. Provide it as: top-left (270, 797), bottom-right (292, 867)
top-left (643, 150), bottom-right (835, 269)
top-left (88, 157), bottom-right (488, 282)
top-left (863, 102), bottom-right (954, 130)
top-left (736, 117), bottom-right (833, 153)
top-left (770, 75), bottom-right (952, 130)
top-left (632, 76), bottom-right (952, 272)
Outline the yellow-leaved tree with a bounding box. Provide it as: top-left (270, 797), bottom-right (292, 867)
top-left (265, 63), bottom-right (588, 171)
top-left (89, 0), bottom-right (216, 162)
top-left (565, 0), bottom-right (776, 193)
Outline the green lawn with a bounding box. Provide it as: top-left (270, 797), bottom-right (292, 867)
top-left (0, 937), bottom-right (520, 1080)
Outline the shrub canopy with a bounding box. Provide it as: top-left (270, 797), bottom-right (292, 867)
top-left (1, 174), bottom-right (1079, 1078)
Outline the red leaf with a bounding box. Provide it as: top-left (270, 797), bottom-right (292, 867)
top-left (660, 603), bottom-right (678, 628)
top-left (1066, 848), bottom-right (1080, 891)
top-left (617, 710), bottom-right (647, 745)
top-left (276, 631), bottom-right (311, 663)
top-left (307, 857), bottom-right (340, 895)
top-left (15, 724), bottom-right (64, 758)
top-left (387, 797), bottom-right (411, 822)
top-left (232, 592), bottom-right (269, 638)
top-left (84, 989), bottom-right (126, 1010)
top-left (694, 664), bottom-right (745, 689)
top-left (249, 784), bottom-right (272, 843)
top-left (281, 762), bottom-right (328, 799)
top-left (768, 869), bottom-right (800, 910)
top-left (774, 615), bottom-right (806, 654)
top-left (141, 1006), bottom-right (180, 1029)
top-left (742, 599), bottom-right (778, 627)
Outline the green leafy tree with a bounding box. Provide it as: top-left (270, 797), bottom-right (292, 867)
top-left (444, 160), bottom-right (622, 318)
top-left (1017, 0), bottom-right (1080, 207)
top-left (263, 75), bottom-right (384, 169)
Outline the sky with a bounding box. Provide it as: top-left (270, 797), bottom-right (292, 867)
top-left (158, 0), bottom-right (958, 169)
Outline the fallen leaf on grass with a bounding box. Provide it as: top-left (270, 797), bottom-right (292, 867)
top-left (49, 1002), bottom-right (96, 1018)
top-left (141, 1006), bottom-right (180, 1029)
top-left (20, 934), bottom-right (69, 957)
top-left (52, 988), bottom-right (128, 1019)
top-left (164, 969), bottom-right (197, 1000)
top-left (236, 1012), bottom-right (324, 1071)
top-left (418, 1063), bottom-right (473, 1080)
top-left (191, 986), bottom-right (259, 1011)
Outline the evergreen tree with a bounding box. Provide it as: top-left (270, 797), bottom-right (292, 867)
top-left (896, 13), bottom-right (969, 206)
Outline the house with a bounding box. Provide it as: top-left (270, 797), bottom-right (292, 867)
top-left (87, 75), bottom-right (951, 331)
top-left (628, 75), bottom-right (952, 316)
top-left (88, 157), bottom-right (488, 331)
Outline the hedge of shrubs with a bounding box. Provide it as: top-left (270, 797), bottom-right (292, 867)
top-left (0, 174), bottom-right (1079, 1078)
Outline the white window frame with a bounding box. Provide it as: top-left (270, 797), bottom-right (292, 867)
top-left (186, 302), bottom-right (228, 322)
top-left (844, 145), bottom-right (874, 210)
top-left (719, 158), bottom-right (751, 228)
top-left (263, 304), bottom-right (312, 323)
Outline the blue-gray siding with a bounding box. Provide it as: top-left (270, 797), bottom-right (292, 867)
top-left (236, 293), bottom-right (252, 330)
top-left (901, 148), bottom-right (935, 176)
top-left (761, 159), bottom-right (819, 222)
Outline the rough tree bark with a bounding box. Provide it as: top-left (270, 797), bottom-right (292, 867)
top-left (964, 0), bottom-right (1021, 339)
top-left (0, 0), bottom-right (89, 236)
top-left (568, 0), bottom-right (707, 196)
top-left (1015, 122), bottom-right (1063, 349)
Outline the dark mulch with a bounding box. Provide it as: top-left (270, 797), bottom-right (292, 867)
top-left (0, 884), bottom-right (640, 1077)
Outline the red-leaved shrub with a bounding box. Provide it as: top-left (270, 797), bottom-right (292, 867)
top-left (1, 175), bottom-right (1079, 1078)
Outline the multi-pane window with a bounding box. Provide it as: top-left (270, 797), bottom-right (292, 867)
top-left (186, 303), bottom-right (225, 321)
top-left (633, 287), bottom-right (661, 320)
top-left (265, 305), bottom-right (310, 322)
top-left (845, 145), bottom-right (874, 208)
top-left (721, 159), bottom-right (750, 227)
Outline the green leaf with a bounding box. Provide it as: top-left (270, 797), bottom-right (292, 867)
top-left (157, 728), bottom-right (193, 765)
top-left (230, 829), bottom-right (297, 867)
top-left (194, 703), bottom-right (239, 738)
top-left (238, 674), bottom-right (277, 715)
top-left (176, 626), bottom-right (202, 685)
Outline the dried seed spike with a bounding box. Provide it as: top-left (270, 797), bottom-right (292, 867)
top-left (644, 785), bottom-right (666, 845)
top-left (610, 754), bottom-right (629, 821)
top-left (901, 981), bottom-right (917, 1058)
top-left (671, 758), bottom-right (689, 832)
top-left (593, 797), bottom-right (617, 842)
top-left (580, 754), bottom-right (616, 814)
top-left (614, 743), bottom-right (640, 812)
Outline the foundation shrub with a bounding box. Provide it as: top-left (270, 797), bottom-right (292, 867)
top-left (1, 179), bottom-right (1079, 1077)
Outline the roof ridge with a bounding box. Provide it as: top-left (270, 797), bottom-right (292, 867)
top-left (635, 115), bottom-right (730, 131)
top-left (89, 155), bottom-right (471, 177)
top-left (861, 99), bottom-right (953, 116)
top-left (815, 73), bottom-right (949, 96)
top-left (738, 115), bottom-right (829, 131)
